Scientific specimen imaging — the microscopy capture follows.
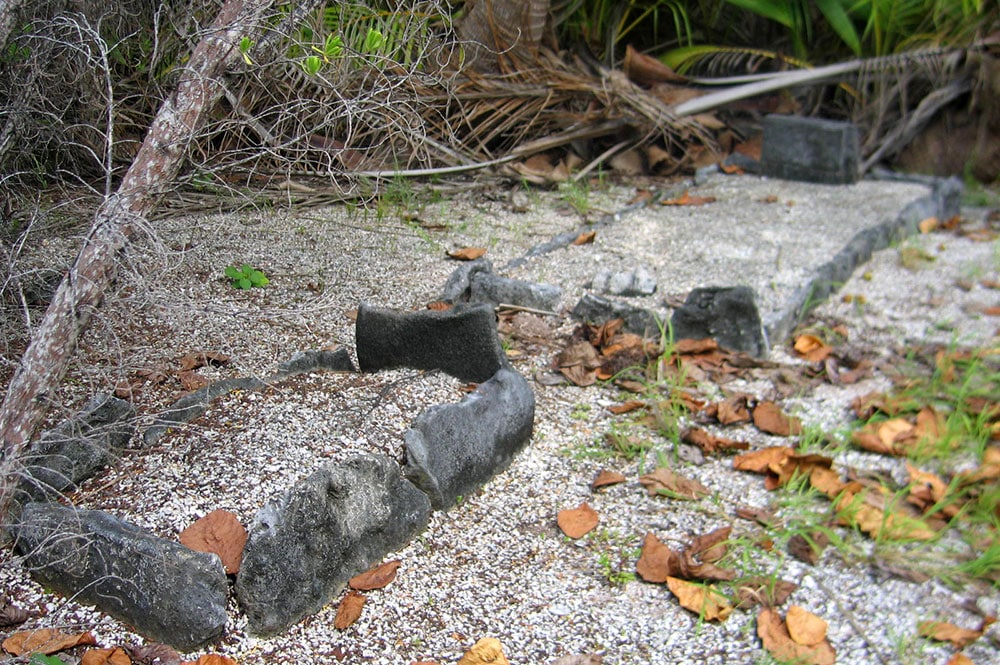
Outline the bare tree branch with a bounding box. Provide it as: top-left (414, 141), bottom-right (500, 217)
top-left (0, 0), bottom-right (275, 519)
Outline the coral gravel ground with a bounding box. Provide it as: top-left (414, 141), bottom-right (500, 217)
top-left (0, 175), bottom-right (998, 665)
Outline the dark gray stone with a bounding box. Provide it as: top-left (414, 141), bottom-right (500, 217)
top-left (17, 394), bottom-right (135, 504)
top-left (13, 503), bottom-right (228, 651)
top-left (441, 257), bottom-right (494, 303)
top-left (670, 286), bottom-right (768, 357)
top-left (571, 294), bottom-right (661, 337)
top-left (143, 376), bottom-right (267, 446)
top-left (235, 455), bottom-right (431, 636)
top-left (761, 115), bottom-right (860, 184)
top-left (591, 267), bottom-right (657, 296)
top-left (403, 368), bottom-right (535, 510)
top-left (355, 302), bottom-right (508, 383)
top-left (275, 348), bottom-right (356, 376)
top-left (469, 273), bottom-right (562, 311)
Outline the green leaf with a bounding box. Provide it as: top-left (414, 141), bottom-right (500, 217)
top-left (249, 270), bottom-right (269, 287)
top-left (239, 36), bottom-right (254, 65)
top-left (362, 28), bottom-right (384, 53)
top-left (723, 0), bottom-right (794, 27)
top-left (237, 277), bottom-right (252, 290)
top-left (324, 34), bottom-right (343, 59)
top-left (29, 654), bottom-right (64, 665)
top-left (816, 0), bottom-right (861, 55)
top-left (302, 54), bottom-right (322, 76)
top-left (224, 265), bottom-right (242, 280)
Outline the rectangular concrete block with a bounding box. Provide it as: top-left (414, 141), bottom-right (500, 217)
top-left (761, 115), bottom-right (860, 184)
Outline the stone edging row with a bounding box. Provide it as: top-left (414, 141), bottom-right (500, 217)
top-left (9, 303), bottom-right (534, 650)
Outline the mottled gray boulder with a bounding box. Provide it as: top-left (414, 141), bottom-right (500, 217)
top-left (441, 257), bottom-right (494, 302)
top-left (13, 503), bottom-right (228, 651)
top-left (572, 294), bottom-right (660, 336)
top-left (591, 267), bottom-right (657, 296)
top-left (404, 368), bottom-right (535, 509)
top-left (17, 394), bottom-right (135, 504)
top-left (275, 348), bottom-right (356, 376)
top-left (671, 286), bottom-right (768, 357)
top-left (469, 272), bottom-right (561, 311)
top-left (355, 302), bottom-right (508, 383)
top-left (442, 257), bottom-right (561, 310)
top-left (236, 455), bottom-right (431, 636)
top-left (761, 115), bottom-right (860, 184)
top-left (143, 376), bottom-right (267, 446)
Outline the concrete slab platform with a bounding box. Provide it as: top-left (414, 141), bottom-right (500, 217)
top-left (502, 173), bottom-right (960, 350)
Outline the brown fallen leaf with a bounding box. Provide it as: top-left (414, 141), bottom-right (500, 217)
top-left (82, 647), bottom-right (132, 665)
top-left (682, 428), bottom-right (749, 454)
top-left (457, 637), bottom-right (510, 665)
top-left (715, 394), bottom-right (752, 424)
top-left (447, 247), bottom-right (487, 261)
top-left (177, 370), bottom-right (209, 392)
top-left (179, 509), bottom-right (247, 575)
top-left (786, 605), bottom-right (828, 646)
top-left (733, 447), bottom-right (795, 474)
top-left (557, 503), bottom-right (599, 539)
top-left (591, 470), bottom-right (627, 490)
top-left (334, 590), bottom-right (366, 630)
top-left (757, 608), bottom-right (835, 665)
top-left (350, 560), bottom-right (401, 590)
top-left (636, 532), bottom-right (681, 583)
top-left (688, 526), bottom-right (731, 563)
top-left (178, 351), bottom-right (230, 372)
top-left (661, 191), bottom-right (717, 206)
top-left (787, 531), bottom-right (830, 565)
top-left (734, 577), bottom-right (797, 609)
top-left (639, 467), bottom-right (709, 500)
top-left (753, 401), bottom-right (803, 436)
top-left (917, 620), bottom-right (984, 648)
top-left (674, 338), bottom-right (719, 354)
top-left (2, 628), bottom-right (97, 656)
top-left (125, 643), bottom-right (181, 665)
top-left (608, 400), bottom-right (646, 415)
top-left (794, 334), bottom-right (834, 362)
top-left (852, 418), bottom-right (916, 456)
top-left (572, 230), bottom-right (597, 245)
top-left (0, 597), bottom-right (31, 627)
top-left (665, 577), bottom-right (733, 621)
top-left (945, 654), bottom-right (974, 665)
top-left (181, 656), bottom-right (238, 665)
top-left (835, 485), bottom-right (937, 541)
top-left (809, 466), bottom-right (846, 498)
top-left (765, 452), bottom-right (834, 491)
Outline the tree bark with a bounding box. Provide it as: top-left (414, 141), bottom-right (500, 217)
top-left (0, 0), bottom-right (275, 518)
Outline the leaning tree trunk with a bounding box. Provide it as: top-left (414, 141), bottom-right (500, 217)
top-left (0, 0), bottom-right (275, 520)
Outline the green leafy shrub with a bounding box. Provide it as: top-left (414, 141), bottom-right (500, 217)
top-left (225, 264), bottom-right (270, 290)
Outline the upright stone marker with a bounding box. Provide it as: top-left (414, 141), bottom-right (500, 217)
top-left (761, 115), bottom-right (861, 184)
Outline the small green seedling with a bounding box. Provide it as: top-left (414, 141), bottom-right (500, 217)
top-left (225, 264), bottom-right (270, 289)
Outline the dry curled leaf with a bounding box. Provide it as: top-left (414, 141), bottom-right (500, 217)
top-left (447, 247), bottom-right (487, 261)
top-left (591, 470), bottom-right (627, 490)
top-left (661, 191), bottom-right (717, 206)
top-left (82, 647), bottom-right (132, 665)
top-left (794, 334), bottom-right (833, 362)
top-left (665, 577), bottom-right (733, 621)
top-left (682, 427), bottom-right (749, 454)
top-left (636, 532), bottom-right (680, 583)
top-left (608, 400), bottom-right (646, 415)
top-left (457, 637), bottom-right (510, 665)
top-left (753, 401), bottom-right (803, 436)
top-left (334, 590), bottom-right (366, 630)
top-left (557, 503), bottom-right (599, 539)
top-left (757, 608), bottom-right (835, 665)
top-left (786, 605), bottom-right (828, 646)
top-left (639, 467), bottom-right (709, 500)
top-left (349, 560), bottom-right (401, 591)
top-left (733, 447), bottom-right (795, 474)
top-left (734, 577), bottom-right (797, 609)
top-left (917, 620), bottom-right (984, 648)
top-left (125, 642), bottom-right (181, 665)
top-left (0, 597), bottom-right (31, 627)
top-left (179, 509), bottom-right (247, 575)
top-left (715, 394), bottom-right (752, 424)
top-left (572, 230), bottom-right (597, 245)
top-left (181, 656), bottom-right (238, 665)
top-left (2, 628), bottom-right (96, 656)
top-left (178, 351), bottom-right (229, 372)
